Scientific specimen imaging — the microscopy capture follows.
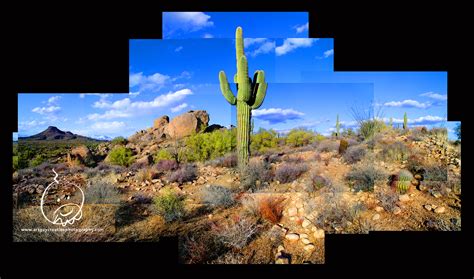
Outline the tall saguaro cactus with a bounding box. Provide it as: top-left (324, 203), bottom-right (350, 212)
top-left (219, 26), bottom-right (268, 167)
top-left (403, 112), bottom-right (408, 130)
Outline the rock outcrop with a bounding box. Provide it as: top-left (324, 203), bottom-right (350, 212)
top-left (165, 110), bottom-right (209, 139)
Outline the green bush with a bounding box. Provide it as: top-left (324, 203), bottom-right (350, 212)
top-left (154, 190), bottom-right (185, 222)
top-left (30, 154), bottom-right (46, 168)
top-left (13, 156), bottom-right (19, 171)
top-left (250, 128), bottom-right (278, 153)
top-left (154, 149), bottom-right (174, 163)
top-left (111, 136), bottom-right (127, 146)
top-left (108, 146), bottom-right (134, 167)
top-left (285, 129), bottom-right (316, 147)
top-left (185, 129), bottom-right (236, 162)
top-left (359, 120), bottom-right (386, 140)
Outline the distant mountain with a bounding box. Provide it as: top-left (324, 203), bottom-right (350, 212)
top-left (18, 126), bottom-right (101, 141)
top-left (91, 135), bottom-right (112, 141)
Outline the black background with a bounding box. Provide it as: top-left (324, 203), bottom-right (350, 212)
top-left (2, 1), bottom-right (471, 278)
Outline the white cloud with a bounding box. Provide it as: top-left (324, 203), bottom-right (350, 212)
top-left (420, 92), bottom-right (447, 101)
top-left (294, 22), bottom-right (309, 33)
top-left (90, 121), bottom-right (126, 132)
top-left (87, 89), bottom-right (193, 120)
top-left (275, 38), bottom-right (317, 56)
top-left (164, 12), bottom-right (214, 34)
top-left (244, 38), bottom-right (267, 48)
top-left (32, 105), bottom-right (61, 115)
top-left (171, 103), bottom-right (188, 113)
top-left (203, 33), bottom-right (214, 38)
top-left (130, 71), bottom-right (190, 91)
top-left (250, 41), bottom-right (275, 57)
top-left (323, 49), bottom-right (334, 58)
top-left (382, 115), bottom-right (446, 126)
top-left (79, 93), bottom-right (111, 99)
top-left (253, 108), bottom-right (305, 124)
top-left (18, 120), bottom-right (47, 130)
top-left (244, 38), bottom-right (275, 57)
top-left (129, 91), bottom-right (140, 98)
top-left (47, 95), bottom-right (61, 104)
top-left (175, 46), bottom-right (183, 52)
top-left (383, 99), bottom-right (432, 109)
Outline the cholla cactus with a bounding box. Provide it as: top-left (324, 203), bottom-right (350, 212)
top-left (219, 27), bottom-right (268, 166)
top-left (397, 169), bottom-right (413, 193)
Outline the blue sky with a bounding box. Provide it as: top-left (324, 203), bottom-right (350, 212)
top-left (163, 12), bottom-right (309, 39)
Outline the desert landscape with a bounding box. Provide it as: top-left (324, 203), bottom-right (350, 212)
top-left (13, 21), bottom-right (459, 265)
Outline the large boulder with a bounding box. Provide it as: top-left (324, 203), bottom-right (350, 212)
top-left (68, 145), bottom-right (95, 166)
top-left (154, 115), bottom-right (169, 129)
top-left (165, 110), bottom-right (209, 139)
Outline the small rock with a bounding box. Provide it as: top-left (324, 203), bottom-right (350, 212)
top-left (302, 219), bottom-right (311, 228)
top-left (372, 214), bottom-right (381, 221)
top-left (299, 233), bottom-right (309, 239)
top-left (303, 244), bottom-right (315, 252)
top-left (275, 256), bottom-right (289, 264)
top-left (295, 201), bottom-right (304, 209)
top-left (208, 214), bottom-right (213, 219)
top-left (393, 207), bottom-right (402, 215)
top-left (301, 238), bottom-right (311, 244)
top-left (411, 179), bottom-right (420, 187)
top-left (398, 194), bottom-right (410, 202)
top-left (414, 174), bottom-right (423, 180)
top-left (417, 184), bottom-right (427, 191)
top-left (314, 229), bottom-right (325, 239)
top-left (288, 207), bottom-right (298, 217)
top-left (285, 233), bottom-right (300, 241)
top-left (434, 206), bottom-right (446, 214)
top-left (432, 191), bottom-right (442, 198)
top-left (375, 206), bottom-right (384, 212)
top-left (277, 245), bottom-right (285, 253)
top-left (424, 204), bottom-right (432, 211)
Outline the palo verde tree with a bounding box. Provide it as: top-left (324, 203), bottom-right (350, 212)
top-left (218, 26), bottom-right (268, 167)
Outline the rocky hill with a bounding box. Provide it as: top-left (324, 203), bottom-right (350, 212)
top-left (19, 126), bottom-right (100, 141)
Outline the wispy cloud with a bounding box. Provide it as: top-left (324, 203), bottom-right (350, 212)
top-left (245, 39), bottom-right (275, 57)
top-left (79, 93), bottom-right (111, 99)
top-left (383, 99), bottom-right (432, 109)
top-left (18, 120), bottom-right (47, 130)
top-left (275, 38), bottom-right (317, 56)
top-left (32, 105), bottom-right (61, 115)
top-left (174, 46), bottom-right (183, 52)
top-left (90, 121), bottom-right (126, 132)
top-left (163, 12), bottom-right (214, 36)
top-left (323, 49), bottom-right (334, 58)
top-left (47, 95), bottom-right (61, 104)
top-left (203, 33), bottom-right (214, 38)
top-left (171, 103), bottom-right (188, 113)
top-left (87, 89), bottom-right (193, 121)
top-left (294, 22), bottom-right (309, 34)
top-left (382, 115), bottom-right (446, 126)
top-left (253, 108), bottom-right (305, 124)
top-left (420, 91), bottom-right (447, 101)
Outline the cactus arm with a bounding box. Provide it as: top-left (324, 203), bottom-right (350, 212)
top-left (235, 27), bottom-right (244, 62)
top-left (219, 71), bottom-right (237, 105)
top-left (251, 71), bottom-right (267, 109)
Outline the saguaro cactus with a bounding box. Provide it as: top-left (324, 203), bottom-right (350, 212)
top-left (218, 26), bottom-right (268, 166)
top-left (403, 112), bottom-right (408, 130)
top-left (335, 114), bottom-right (340, 137)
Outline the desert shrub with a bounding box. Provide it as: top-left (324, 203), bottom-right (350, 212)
top-left (407, 129), bottom-right (425, 142)
top-left (429, 127), bottom-right (448, 143)
top-left (85, 182), bottom-right (121, 204)
top-left (211, 251), bottom-right (247, 264)
top-left (241, 195), bottom-right (260, 217)
top-left (286, 129), bottom-right (316, 147)
top-left (154, 149), bottom-right (174, 163)
top-left (136, 168), bottom-right (159, 183)
top-left (167, 164), bottom-right (197, 184)
top-left (274, 163), bottom-right (308, 184)
top-left (94, 162), bottom-right (125, 174)
top-left (179, 230), bottom-right (226, 264)
top-left (346, 161), bottom-right (388, 192)
top-left (13, 156), bottom-right (19, 171)
top-left (281, 155), bottom-right (304, 164)
top-left (405, 152), bottom-right (427, 175)
top-left (315, 184), bottom-right (362, 232)
top-left (108, 146), bottom-right (134, 167)
top-left (207, 153), bottom-right (237, 168)
top-left (256, 196), bottom-right (285, 224)
top-left (200, 185), bottom-right (235, 208)
top-left (155, 159), bottom-right (179, 172)
top-left (358, 120), bottom-right (386, 140)
top-left (455, 123), bottom-right (461, 141)
top-left (129, 193), bottom-right (153, 204)
top-left (185, 129), bottom-right (236, 162)
top-left (343, 145), bottom-right (366, 163)
top-left (424, 163), bottom-right (448, 181)
top-left (424, 216), bottom-right (461, 231)
top-left (376, 186), bottom-right (399, 213)
top-left (111, 136), bottom-right (127, 146)
top-left (317, 139), bottom-right (339, 153)
top-left (30, 154), bottom-right (46, 168)
top-left (213, 215), bottom-right (259, 249)
top-left (251, 128), bottom-right (278, 153)
top-left (240, 161), bottom-right (273, 191)
top-left (306, 171), bottom-right (332, 192)
top-left (154, 189), bottom-right (185, 222)
top-left (379, 141), bottom-right (409, 162)
top-left (338, 139), bottom-right (349, 154)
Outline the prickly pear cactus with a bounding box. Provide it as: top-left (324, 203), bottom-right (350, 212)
top-left (218, 26), bottom-right (268, 166)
